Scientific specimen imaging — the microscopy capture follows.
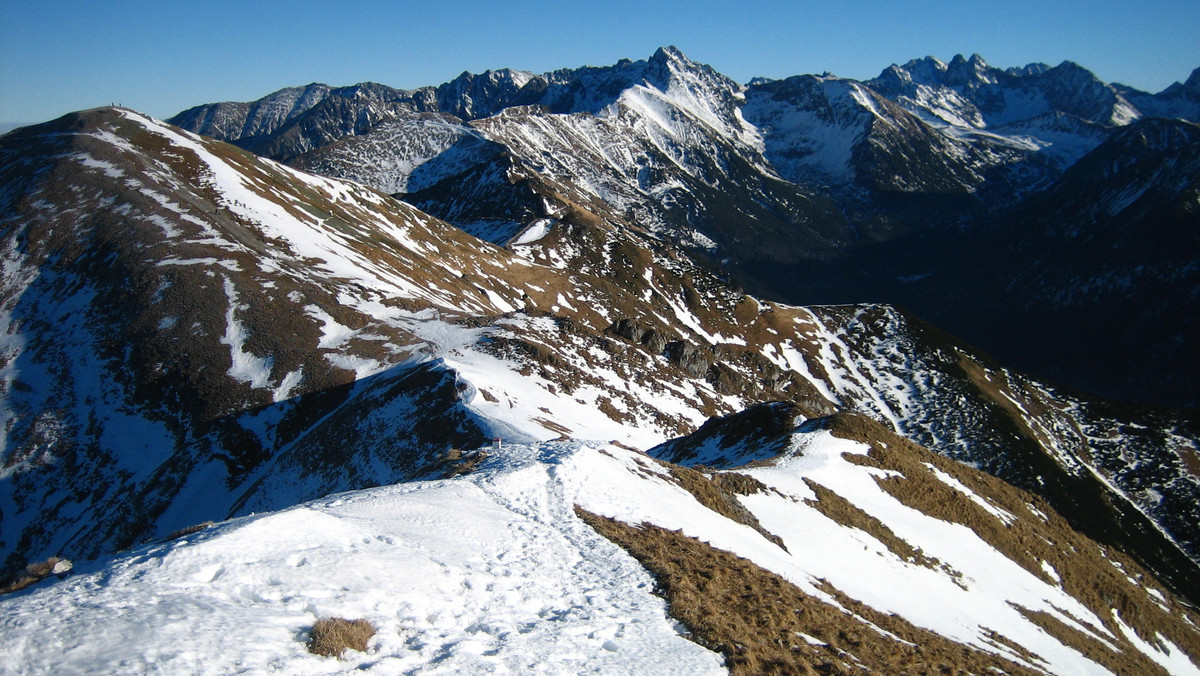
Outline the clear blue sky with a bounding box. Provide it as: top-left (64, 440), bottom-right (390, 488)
top-left (2, 0), bottom-right (1198, 125)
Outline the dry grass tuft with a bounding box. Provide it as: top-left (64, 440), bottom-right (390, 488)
top-left (710, 472), bottom-right (770, 496)
top-left (307, 617), bottom-right (376, 659)
top-left (432, 448), bottom-right (490, 478)
top-left (162, 521), bottom-right (214, 541)
top-left (0, 557), bottom-right (72, 595)
top-left (801, 478), bottom-right (945, 572)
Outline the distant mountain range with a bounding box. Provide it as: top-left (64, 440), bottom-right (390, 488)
top-left (169, 47), bottom-right (1200, 409)
top-left (1, 48), bottom-right (1198, 672)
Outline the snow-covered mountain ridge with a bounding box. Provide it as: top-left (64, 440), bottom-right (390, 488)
top-left (0, 96), bottom-right (1198, 672)
top-left (167, 47), bottom-right (1200, 408)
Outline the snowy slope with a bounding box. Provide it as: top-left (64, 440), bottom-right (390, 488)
top-left (3, 433), bottom-right (1198, 674)
top-left (0, 445), bottom-right (726, 675)
top-left (292, 113), bottom-right (502, 194)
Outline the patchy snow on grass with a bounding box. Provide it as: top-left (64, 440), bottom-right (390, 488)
top-left (1112, 609), bottom-right (1200, 676)
top-left (304, 305), bottom-right (356, 350)
top-left (219, 277), bottom-right (273, 389)
top-left (924, 462), bottom-right (1017, 526)
top-left (729, 431), bottom-right (1120, 674)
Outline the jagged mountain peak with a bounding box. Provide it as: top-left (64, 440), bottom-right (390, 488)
top-left (644, 45), bottom-right (729, 84)
top-left (1044, 59), bottom-right (1103, 84)
top-left (743, 73), bottom-right (989, 192)
top-left (880, 53), bottom-right (997, 88)
top-left (650, 44), bottom-right (687, 63)
top-left (446, 67), bottom-right (535, 85)
top-left (1186, 66), bottom-right (1200, 91)
top-left (596, 46), bottom-right (743, 110)
top-left (872, 52), bottom-right (1146, 128)
top-left (1158, 66), bottom-right (1200, 98)
top-left (1115, 67), bottom-right (1200, 124)
top-left (331, 81), bottom-right (408, 98)
top-left (168, 81), bottom-right (336, 143)
top-left (744, 72), bottom-right (892, 126)
top-left (1038, 61), bottom-right (1140, 125)
top-left (1007, 61), bottom-right (1053, 78)
top-left (945, 52), bottom-right (996, 85)
top-left (893, 55), bottom-right (947, 78)
top-left (433, 67), bottom-right (536, 120)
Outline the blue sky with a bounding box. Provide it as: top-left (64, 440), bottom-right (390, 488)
top-left (2, 0), bottom-right (1198, 124)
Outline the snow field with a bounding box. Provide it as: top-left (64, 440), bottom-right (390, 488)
top-left (0, 445), bottom-right (726, 675)
top-left (3, 432), bottom-right (1198, 674)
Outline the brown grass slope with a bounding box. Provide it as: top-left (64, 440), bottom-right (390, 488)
top-left (605, 409), bottom-right (1200, 674)
top-left (577, 507), bottom-right (1044, 675)
top-left (818, 411), bottom-right (1200, 674)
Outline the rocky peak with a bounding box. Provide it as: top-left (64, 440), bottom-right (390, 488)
top-left (891, 56), bottom-right (949, 85)
top-left (945, 53), bottom-right (996, 86)
top-left (1039, 60), bottom-right (1137, 125)
top-left (1159, 66), bottom-right (1200, 99)
top-left (1186, 66), bottom-right (1200, 91)
top-left (649, 44), bottom-right (687, 66)
top-left (434, 68), bottom-right (536, 120)
top-left (639, 45), bottom-right (742, 101)
top-left (168, 82), bottom-right (334, 142)
top-left (880, 54), bottom-right (997, 89)
top-left (1043, 60), bottom-right (1100, 87)
top-left (1006, 61), bottom-right (1052, 78)
top-left (330, 81), bottom-right (406, 100)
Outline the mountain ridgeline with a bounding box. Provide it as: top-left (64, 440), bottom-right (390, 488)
top-left (0, 47), bottom-right (1197, 673)
top-left (172, 47), bottom-right (1200, 410)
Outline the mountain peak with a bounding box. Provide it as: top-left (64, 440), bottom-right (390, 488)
top-left (647, 45), bottom-right (715, 81)
top-left (1051, 59), bottom-right (1092, 75)
top-left (1043, 60), bottom-right (1110, 91)
top-left (945, 53), bottom-right (995, 85)
top-left (951, 53), bottom-right (988, 67)
top-left (1007, 62), bottom-right (1052, 78)
top-left (1185, 66), bottom-right (1200, 91)
top-left (434, 68), bottom-right (537, 120)
top-left (875, 56), bottom-right (946, 87)
top-left (651, 44), bottom-right (688, 63)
